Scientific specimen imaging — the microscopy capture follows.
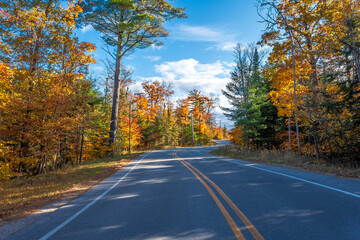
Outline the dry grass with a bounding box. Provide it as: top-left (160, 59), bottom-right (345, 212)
top-left (211, 145), bottom-right (360, 178)
top-left (0, 152), bottom-right (143, 223)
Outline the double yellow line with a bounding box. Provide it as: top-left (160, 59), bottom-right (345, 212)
top-left (173, 152), bottom-right (264, 240)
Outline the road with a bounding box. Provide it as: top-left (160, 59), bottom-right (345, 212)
top-left (6, 143), bottom-right (360, 239)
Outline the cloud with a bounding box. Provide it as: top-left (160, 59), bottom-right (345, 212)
top-left (171, 25), bottom-right (226, 42)
top-left (145, 56), bottom-right (161, 62)
top-left (80, 25), bottom-right (94, 33)
top-left (125, 65), bottom-right (136, 71)
top-left (130, 81), bottom-right (144, 93)
top-left (150, 44), bottom-right (164, 50)
top-left (152, 59), bottom-right (231, 94)
top-left (136, 58), bottom-right (235, 127)
top-left (206, 42), bottom-right (237, 52)
top-left (218, 41), bottom-right (237, 51)
top-left (169, 24), bottom-right (238, 52)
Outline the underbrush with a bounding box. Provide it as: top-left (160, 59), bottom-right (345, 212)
top-left (211, 145), bottom-right (360, 178)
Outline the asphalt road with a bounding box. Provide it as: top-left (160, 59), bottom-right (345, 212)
top-left (6, 143), bottom-right (360, 240)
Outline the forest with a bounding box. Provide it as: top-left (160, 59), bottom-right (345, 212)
top-left (0, 0), bottom-right (226, 180)
top-left (224, 0), bottom-right (359, 167)
top-left (0, 0), bottom-right (359, 181)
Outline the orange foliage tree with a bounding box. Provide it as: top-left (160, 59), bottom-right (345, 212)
top-left (0, 0), bottom-right (105, 179)
top-left (258, 0), bottom-right (360, 163)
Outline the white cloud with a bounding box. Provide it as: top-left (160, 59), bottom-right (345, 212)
top-left (205, 46), bottom-right (215, 51)
top-left (169, 24), bottom-right (238, 52)
top-left (125, 65), bottom-right (136, 71)
top-left (150, 44), bottom-right (164, 50)
top-left (136, 58), bottom-right (235, 127)
top-left (206, 42), bottom-right (237, 52)
top-left (130, 81), bottom-right (144, 93)
top-left (171, 25), bottom-right (226, 42)
top-left (145, 56), bottom-right (161, 62)
top-left (219, 41), bottom-right (237, 51)
top-left (80, 25), bottom-right (94, 33)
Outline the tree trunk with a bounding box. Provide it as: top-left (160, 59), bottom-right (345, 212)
top-left (191, 113), bottom-right (195, 146)
top-left (109, 42), bottom-right (123, 153)
top-left (275, 5), bottom-right (302, 154)
top-left (79, 130), bottom-right (84, 164)
top-left (350, 27), bottom-right (360, 83)
top-left (288, 117), bottom-right (291, 151)
top-left (76, 126), bottom-right (80, 164)
top-left (245, 127), bottom-right (249, 152)
top-left (128, 103), bottom-right (132, 153)
top-left (37, 152), bottom-right (47, 175)
top-left (290, 33), bottom-right (302, 154)
top-left (314, 132), bottom-right (321, 161)
top-left (305, 34), bottom-right (319, 86)
top-left (244, 108), bottom-right (250, 152)
top-left (104, 77), bottom-right (109, 113)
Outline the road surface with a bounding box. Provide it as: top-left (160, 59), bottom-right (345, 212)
top-left (6, 143), bottom-right (360, 239)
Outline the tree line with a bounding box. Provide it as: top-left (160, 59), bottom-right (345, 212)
top-left (0, 0), bottom-right (228, 180)
top-left (224, 0), bottom-right (360, 166)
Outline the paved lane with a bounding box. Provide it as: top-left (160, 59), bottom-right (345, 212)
top-left (8, 150), bottom-right (236, 240)
top-left (7, 145), bottom-right (360, 240)
top-left (176, 147), bottom-right (360, 240)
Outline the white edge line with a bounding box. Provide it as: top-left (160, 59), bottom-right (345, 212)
top-left (197, 151), bottom-right (360, 199)
top-left (39, 152), bottom-right (152, 240)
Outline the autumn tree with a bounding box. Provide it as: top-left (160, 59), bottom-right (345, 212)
top-left (80, 0), bottom-right (186, 152)
top-left (118, 92), bottom-right (143, 153)
top-left (175, 90), bottom-right (215, 146)
top-left (258, 0), bottom-right (360, 163)
top-left (139, 81), bottom-right (175, 147)
top-left (0, 0), bottom-right (100, 178)
top-left (175, 98), bottom-right (192, 145)
top-left (325, 0), bottom-right (360, 82)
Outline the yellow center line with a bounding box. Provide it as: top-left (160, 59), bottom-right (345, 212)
top-left (173, 152), bottom-right (245, 240)
top-left (174, 152), bottom-right (265, 240)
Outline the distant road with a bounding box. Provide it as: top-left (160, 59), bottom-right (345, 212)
top-left (8, 141), bottom-right (360, 239)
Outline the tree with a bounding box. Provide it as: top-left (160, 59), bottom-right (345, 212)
top-left (0, 0), bottom-right (99, 178)
top-left (174, 90), bottom-right (214, 146)
top-left (80, 0), bottom-right (186, 152)
top-left (258, 0), bottom-right (360, 163)
top-left (325, 0), bottom-right (360, 83)
top-left (222, 44), bottom-right (273, 150)
top-left (248, 49), bottom-right (279, 148)
top-left (258, 0), bottom-right (317, 153)
top-left (222, 44), bottom-right (251, 150)
top-left (135, 81), bottom-right (175, 148)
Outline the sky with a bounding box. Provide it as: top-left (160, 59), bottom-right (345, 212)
top-left (75, 0), bottom-right (266, 129)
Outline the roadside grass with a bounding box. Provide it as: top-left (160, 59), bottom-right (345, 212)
top-left (0, 152), bottom-right (143, 223)
top-left (211, 145), bottom-right (360, 178)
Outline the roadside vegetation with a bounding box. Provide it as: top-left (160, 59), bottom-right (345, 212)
top-left (2, 0), bottom-right (360, 224)
top-left (0, 1), bottom-right (227, 182)
top-left (0, 0), bottom-right (225, 227)
top-left (0, 152), bottom-right (142, 222)
top-left (221, 0), bottom-right (360, 171)
top-left (211, 145), bottom-right (360, 178)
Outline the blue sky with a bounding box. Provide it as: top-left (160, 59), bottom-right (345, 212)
top-left (75, 0), bottom-right (265, 128)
